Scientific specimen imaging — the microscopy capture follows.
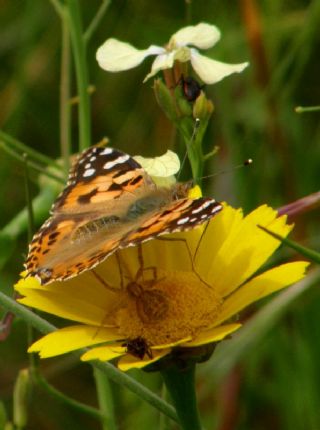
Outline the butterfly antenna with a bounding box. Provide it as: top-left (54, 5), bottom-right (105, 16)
top-left (195, 158), bottom-right (253, 182)
top-left (177, 118), bottom-right (201, 180)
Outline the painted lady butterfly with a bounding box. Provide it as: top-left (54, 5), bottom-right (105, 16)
top-left (25, 145), bottom-right (222, 285)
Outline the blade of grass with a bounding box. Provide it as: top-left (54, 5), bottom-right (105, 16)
top-left (0, 130), bottom-right (60, 168)
top-left (295, 105), bottom-right (320, 113)
top-left (258, 225), bottom-right (320, 264)
top-left (66, 0), bottom-right (91, 151)
top-left (84, 0), bottom-right (111, 43)
top-left (93, 368), bottom-right (117, 430)
top-left (0, 142), bottom-right (64, 184)
top-left (60, 18), bottom-right (72, 175)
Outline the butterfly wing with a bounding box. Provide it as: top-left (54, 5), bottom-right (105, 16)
top-left (52, 145), bottom-right (154, 214)
top-left (121, 197), bottom-right (222, 246)
top-left (25, 146), bottom-right (156, 284)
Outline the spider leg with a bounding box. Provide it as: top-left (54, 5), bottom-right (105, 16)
top-left (91, 269), bottom-right (119, 292)
top-left (115, 251), bottom-right (125, 290)
top-left (135, 244), bottom-right (158, 282)
top-left (155, 233), bottom-right (212, 288)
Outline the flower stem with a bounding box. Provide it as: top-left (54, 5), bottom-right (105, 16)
top-left (93, 367), bottom-right (117, 430)
top-left (0, 130), bottom-right (60, 168)
top-left (84, 0), bottom-right (111, 44)
top-left (34, 370), bottom-right (106, 421)
top-left (66, 0), bottom-right (91, 151)
top-left (60, 16), bottom-right (72, 175)
top-left (161, 363), bottom-right (202, 430)
top-left (0, 142), bottom-right (64, 184)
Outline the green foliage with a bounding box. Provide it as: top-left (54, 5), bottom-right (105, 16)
top-left (0, 1), bottom-right (319, 429)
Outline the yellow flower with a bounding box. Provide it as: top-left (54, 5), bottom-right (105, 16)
top-left (96, 22), bottom-right (248, 84)
top-left (15, 205), bottom-right (308, 371)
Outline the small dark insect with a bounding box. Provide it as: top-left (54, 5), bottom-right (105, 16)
top-left (122, 336), bottom-right (153, 360)
top-left (180, 75), bottom-right (203, 102)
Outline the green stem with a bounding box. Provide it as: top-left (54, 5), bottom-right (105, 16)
top-left (34, 371), bottom-right (106, 421)
top-left (84, 0), bottom-right (111, 43)
top-left (178, 119), bottom-right (203, 182)
top-left (258, 225), bottom-right (320, 264)
top-left (0, 142), bottom-right (64, 184)
top-left (0, 130), bottom-right (60, 168)
top-left (295, 105), bottom-right (320, 113)
top-left (49, 0), bottom-right (64, 17)
top-left (66, 0), bottom-right (91, 151)
top-left (23, 155), bottom-right (35, 240)
top-left (0, 292), bottom-right (56, 334)
top-left (0, 292), bottom-right (178, 423)
top-left (60, 16), bottom-right (72, 175)
top-left (161, 363), bottom-right (202, 430)
top-left (93, 367), bottom-right (117, 430)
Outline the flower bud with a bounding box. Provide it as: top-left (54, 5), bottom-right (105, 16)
top-left (153, 79), bottom-right (178, 122)
top-left (193, 92), bottom-right (214, 121)
top-left (13, 368), bottom-right (30, 428)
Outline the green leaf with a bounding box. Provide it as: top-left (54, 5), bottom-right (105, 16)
top-left (258, 225), bottom-right (320, 264)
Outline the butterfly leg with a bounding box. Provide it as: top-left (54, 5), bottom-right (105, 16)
top-left (91, 269), bottom-right (119, 292)
top-left (115, 251), bottom-right (125, 290)
top-left (135, 244), bottom-right (158, 282)
top-left (155, 234), bottom-right (212, 288)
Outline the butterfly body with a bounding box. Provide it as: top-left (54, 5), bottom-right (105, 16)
top-left (25, 145), bottom-right (222, 285)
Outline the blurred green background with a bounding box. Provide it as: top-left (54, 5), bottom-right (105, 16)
top-left (1, 0), bottom-right (320, 429)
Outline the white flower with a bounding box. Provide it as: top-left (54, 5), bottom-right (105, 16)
top-left (133, 150), bottom-right (180, 187)
top-left (96, 23), bottom-right (249, 85)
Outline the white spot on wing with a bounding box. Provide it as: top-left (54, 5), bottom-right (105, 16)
top-left (83, 168), bottom-right (95, 177)
top-left (177, 217), bottom-right (190, 225)
top-left (90, 156), bottom-right (96, 161)
top-left (103, 154), bottom-right (130, 170)
top-left (85, 163), bottom-right (91, 169)
top-left (192, 200), bottom-right (213, 214)
top-left (100, 147), bottom-right (113, 155)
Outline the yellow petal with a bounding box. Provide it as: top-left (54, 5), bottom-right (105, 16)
top-left (215, 261), bottom-right (310, 325)
top-left (180, 323), bottom-right (241, 347)
top-left (118, 348), bottom-right (171, 371)
top-left (17, 290), bottom-right (107, 326)
top-left (195, 204), bottom-right (243, 279)
top-left (205, 205), bottom-right (293, 296)
top-left (28, 325), bottom-right (122, 358)
top-left (15, 271), bottom-right (122, 326)
top-left (152, 337), bottom-right (192, 350)
top-left (81, 344), bottom-right (125, 362)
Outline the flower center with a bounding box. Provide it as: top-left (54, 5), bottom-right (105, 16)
top-left (114, 270), bottom-right (222, 346)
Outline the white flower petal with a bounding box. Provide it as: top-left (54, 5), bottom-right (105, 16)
top-left (96, 38), bottom-right (165, 72)
top-left (134, 150), bottom-right (180, 178)
top-left (170, 23), bottom-right (221, 50)
top-left (190, 49), bottom-right (249, 84)
top-left (143, 51), bottom-right (175, 82)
